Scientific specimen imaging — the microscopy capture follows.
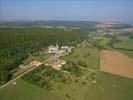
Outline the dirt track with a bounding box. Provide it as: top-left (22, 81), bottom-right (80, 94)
top-left (100, 50), bottom-right (133, 79)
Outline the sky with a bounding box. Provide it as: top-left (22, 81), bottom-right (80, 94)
top-left (0, 0), bottom-right (133, 22)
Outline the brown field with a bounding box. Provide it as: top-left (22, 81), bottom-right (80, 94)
top-left (100, 50), bottom-right (133, 79)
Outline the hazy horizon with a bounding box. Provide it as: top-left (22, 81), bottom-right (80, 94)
top-left (0, 0), bottom-right (133, 23)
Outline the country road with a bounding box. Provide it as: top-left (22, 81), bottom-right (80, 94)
top-left (0, 53), bottom-right (67, 90)
top-left (0, 38), bottom-right (88, 90)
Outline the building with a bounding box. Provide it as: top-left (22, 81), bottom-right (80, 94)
top-left (48, 44), bottom-right (59, 53)
top-left (19, 64), bottom-right (29, 69)
top-left (45, 59), bottom-right (66, 70)
top-left (101, 30), bottom-right (114, 36)
top-left (61, 46), bottom-right (72, 53)
top-left (51, 59), bottom-right (66, 70)
top-left (30, 60), bottom-right (42, 66)
top-left (56, 50), bottom-right (66, 54)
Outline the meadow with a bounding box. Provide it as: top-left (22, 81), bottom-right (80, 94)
top-left (0, 72), bottom-right (133, 100)
top-left (62, 42), bottom-right (99, 70)
top-left (113, 33), bottom-right (133, 50)
top-left (83, 72), bottom-right (133, 100)
top-left (0, 79), bottom-right (64, 100)
top-left (111, 32), bottom-right (133, 58)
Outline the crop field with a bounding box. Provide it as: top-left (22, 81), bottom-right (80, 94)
top-left (100, 50), bottom-right (133, 78)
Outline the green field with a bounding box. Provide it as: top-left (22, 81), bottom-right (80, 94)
top-left (0, 71), bottom-right (133, 100)
top-left (116, 49), bottom-right (133, 58)
top-left (111, 33), bottom-right (133, 58)
top-left (113, 39), bottom-right (133, 50)
top-left (113, 35), bottom-right (133, 50)
top-left (62, 42), bottom-right (99, 70)
top-left (0, 79), bottom-right (64, 100)
top-left (83, 72), bottom-right (133, 100)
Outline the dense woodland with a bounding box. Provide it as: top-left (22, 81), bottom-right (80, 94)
top-left (0, 28), bottom-right (87, 85)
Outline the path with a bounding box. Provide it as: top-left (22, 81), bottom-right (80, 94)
top-left (0, 38), bottom-right (88, 89)
top-left (0, 53), bottom-right (67, 89)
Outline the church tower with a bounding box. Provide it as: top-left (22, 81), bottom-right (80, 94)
top-left (56, 42), bottom-right (59, 51)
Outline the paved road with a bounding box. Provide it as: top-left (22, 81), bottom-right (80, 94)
top-left (0, 53), bottom-right (67, 90)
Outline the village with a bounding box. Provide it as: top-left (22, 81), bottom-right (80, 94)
top-left (19, 44), bottom-right (72, 71)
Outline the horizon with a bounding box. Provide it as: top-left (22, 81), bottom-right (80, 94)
top-left (0, 0), bottom-right (133, 23)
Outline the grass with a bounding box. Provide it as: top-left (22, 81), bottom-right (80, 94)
top-left (0, 79), bottom-right (64, 100)
top-left (112, 34), bottom-right (133, 58)
top-left (116, 49), bottom-right (133, 58)
top-left (113, 39), bottom-right (133, 50)
top-left (62, 42), bottom-right (99, 70)
top-left (113, 35), bottom-right (133, 50)
top-left (83, 72), bottom-right (133, 100)
top-left (1, 71), bottom-right (133, 100)
top-left (0, 68), bottom-right (93, 100)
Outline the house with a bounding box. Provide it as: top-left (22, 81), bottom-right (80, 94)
top-left (45, 59), bottom-right (66, 70)
top-left (30, 60), bottom-right (42, 66)
top-left (56, 50), bottom-right (66, 54)
top-left (19, 64), bottom-right (29, 69)
top-left (61, 46), bottom-right (72, 53)
top-left (48, 44), bottom-right (59, 53)
top-left (101, 30), bottom-right (114, 36)
top-left (51, 59), bottom-right (66, 70)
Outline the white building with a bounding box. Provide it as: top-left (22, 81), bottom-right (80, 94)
top-left (61, 46), bottom-right (72, 53)
top-left (48, 44), bottom-right (59, 53)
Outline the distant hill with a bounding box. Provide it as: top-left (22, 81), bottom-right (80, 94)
top-left (0, 20), bottom-right (100, 31)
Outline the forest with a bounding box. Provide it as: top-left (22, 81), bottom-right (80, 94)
top-left (0, 27), bottom-right (86, 85)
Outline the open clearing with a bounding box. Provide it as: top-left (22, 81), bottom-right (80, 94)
top-left (100, 50), bottom-right (133, 78)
